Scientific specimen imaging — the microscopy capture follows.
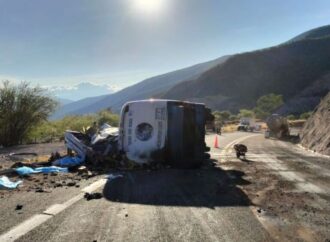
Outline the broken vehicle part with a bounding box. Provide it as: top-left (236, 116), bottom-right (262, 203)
top-left (64, 123), bottom-right (119, 164)
top-left (15, 204), bottom-right (23, 210)
top-left (84, 192), bottom-right (103, 200)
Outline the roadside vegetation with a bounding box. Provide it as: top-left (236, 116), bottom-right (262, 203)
top-left (0, 81), bottom-right (119, 146)
top-left (212, 93), bottom-right (312, 132)
top-left (213, 93), bottom-right (284, 124)
top-left (0, 81), bottom-right (58, 146)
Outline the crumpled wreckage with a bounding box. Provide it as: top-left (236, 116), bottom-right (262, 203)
top-left (62, 100), bottom-right (212, 168)
top-left (63, 123), bottom-right (119, 166)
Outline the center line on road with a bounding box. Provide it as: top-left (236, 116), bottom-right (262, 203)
top-left (0, 178), bottom-right (108, 242)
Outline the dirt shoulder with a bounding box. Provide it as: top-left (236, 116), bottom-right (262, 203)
top-left (217, 136), bottom-right (330, 242)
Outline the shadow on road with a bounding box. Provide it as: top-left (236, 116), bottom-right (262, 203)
top-left (103, 160), bottom-right (252, 208)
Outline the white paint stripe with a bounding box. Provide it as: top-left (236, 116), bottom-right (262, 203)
top-left (224, 134), bottom-right (260, 151)
top-left (257, 153), bottom-right (327, 194)
top-left (0, 178), bottom-right (108, 242)
top-left (43, 204), bottom-right (67, 216)
top-left (82, 179), bottom-right (107, 193)
top-left (0, 214), bottom-right (52, 242)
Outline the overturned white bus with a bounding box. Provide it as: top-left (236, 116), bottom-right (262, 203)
top-left (64, 99), bottom-right (212, 168)
top-left (118, 99), bottom-right (212, 168)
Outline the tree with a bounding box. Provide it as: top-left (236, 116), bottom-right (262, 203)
top-left (0, 81), bottom-right (58, 146)
top-left (300, 111), bottom-right (312, 120)
top-left (238, 109), bottom-right (255, 118)
top-left (254, 93), bottom-right (283, 119)
top-left (287, 114), bottom-right (296, 120)
top-left (97, 109), bottom-right (120, 127)
top-left (229, 114), bottom-right (238, 121)
top-left (212, 110), bottom-right (231, 125)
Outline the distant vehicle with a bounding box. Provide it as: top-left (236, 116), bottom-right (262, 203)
top-left (237, 117), bottom-right (257, 132)
top-left (118, 99), bottom-right (212, 168)
top-left (265, 114), bottom-right (290, 139)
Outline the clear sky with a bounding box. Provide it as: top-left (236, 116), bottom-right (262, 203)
top-left (0, 0), bottom-right (330, 89)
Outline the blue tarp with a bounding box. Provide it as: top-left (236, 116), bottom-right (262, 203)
top-left (0, 176), bottom-right (22, 189)
top-left (35, 166), bottom-right (68, 174)
top-left (52, 156), bottom-right (84, 167)
top-left (15, 166), bottom-right (68, 176)
top-left (15, 166), bottom-right (39, 176)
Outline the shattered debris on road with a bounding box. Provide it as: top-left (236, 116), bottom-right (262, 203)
top-left (0, 100), bottom-right (213, 199)
top-left (84, 192), bottom-right (103, 201)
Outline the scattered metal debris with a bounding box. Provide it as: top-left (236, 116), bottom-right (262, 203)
top-left (84, 192), bottom-right (103, 201)
top-left (15, 204), bottom-right (23, 210)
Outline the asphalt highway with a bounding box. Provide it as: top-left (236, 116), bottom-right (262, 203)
top-left (1, 132), bottom-right (329, 242)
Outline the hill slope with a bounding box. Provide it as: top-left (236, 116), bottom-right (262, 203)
top-left (300, 92), bottom-right (330, 155)
top-left (163, 35), bottom-right (330, 113)
top-left (53, 25), bottom-right (330, 118)
top-left (51, 95), bottom-right (108, 119)
top-left (52, 56), bottom-right (229, 119)
top-left (288, 25), bottom-right (330, 42)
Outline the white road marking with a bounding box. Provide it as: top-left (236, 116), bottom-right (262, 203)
top-left (0, 178), bottom-right (108, 242)
top-left (249, 147), bottom-right (328, 194)
top-left (0, 214), bottom-right (52, 242)
top-left (263, 155), bottom-right (327, 194)
top-left (82, 179), bottom-right (107, 193)
top-left (214, 133), bottom-right (328, 194)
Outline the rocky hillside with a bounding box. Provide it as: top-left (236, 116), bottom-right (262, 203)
top-left (300, 92), bottom-right (330, 156)
top-left (163, 33), bottom-right (330, 113)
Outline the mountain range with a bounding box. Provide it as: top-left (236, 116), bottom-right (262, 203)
top-left (51, 56), bottom-right (229, 119)
top-left (52, 25), bottom-right (330, 119)
top-left (50, 82), bottom-right (115, 102)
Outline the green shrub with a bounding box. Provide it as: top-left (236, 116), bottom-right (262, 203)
top-left (254, 93), bottom-right (283, 119)
top-left (0, 81), bottom-right (58, 146)
top-left (287, 114), bottom-right (296, 120)
top-left (238, 109), bottom-right (255, 118)
top-left (300, 111), bottom-right (312, 120)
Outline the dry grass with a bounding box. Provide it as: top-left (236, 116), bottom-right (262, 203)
top-left (289, 120), bottom-right (306, 128)
top-left (222, 124), bottom-right (238, 133)
top-left (222, 122), bottom-right (267, 133)
top-left (259, 122), bottom-right (267, 130)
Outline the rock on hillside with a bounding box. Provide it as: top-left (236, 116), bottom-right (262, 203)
top-left (300, 92), bottom-right (330, 156)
